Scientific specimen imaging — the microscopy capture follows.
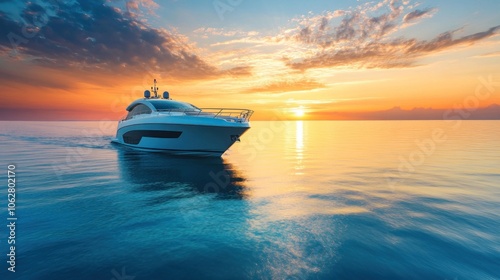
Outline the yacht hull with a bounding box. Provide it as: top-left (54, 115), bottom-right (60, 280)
top-left (113, 117), bottom-right (250, 157)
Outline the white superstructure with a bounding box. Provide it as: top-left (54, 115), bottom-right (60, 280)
top-left (112, 80), bottom-right (253, 156)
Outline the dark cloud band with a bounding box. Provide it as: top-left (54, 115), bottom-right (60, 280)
top-left (0, 0), bottom-right (249, 79)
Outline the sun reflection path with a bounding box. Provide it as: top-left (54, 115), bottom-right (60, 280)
top-left (295, 121), bottom-right (304, 175)
top-left (296, 120), bottom-right (304, 151)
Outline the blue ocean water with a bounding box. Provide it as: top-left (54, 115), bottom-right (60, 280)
top-left (0, 120), bottom-right (499, 280)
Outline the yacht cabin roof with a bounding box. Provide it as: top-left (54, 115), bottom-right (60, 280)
top-left (126, 99), bottom-right (200, 112)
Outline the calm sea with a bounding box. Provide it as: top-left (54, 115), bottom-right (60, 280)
top-left (0, 120), bottom-right (499, 280)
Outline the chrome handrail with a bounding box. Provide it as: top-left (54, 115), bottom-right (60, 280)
top-left (198, 108), bottom-right (254, 122)
top-left (155, 108), bottom-right (254, 122)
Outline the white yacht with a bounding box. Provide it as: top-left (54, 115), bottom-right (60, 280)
top-left (112, 80), bottom-right (253, 156)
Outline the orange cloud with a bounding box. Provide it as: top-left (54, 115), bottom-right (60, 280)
top-left (308, 104), bottom-right (500, 120)
top-left (245, 79), bottom-right (324, 94)
top-left (126, 0), bottom-right (160, 16)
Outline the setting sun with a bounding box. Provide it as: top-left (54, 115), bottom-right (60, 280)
top-left (293, 107), bottom-right (306, 118)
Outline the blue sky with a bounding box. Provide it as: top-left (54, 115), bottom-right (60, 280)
top-left (146, 1), bottom-right (500, 35)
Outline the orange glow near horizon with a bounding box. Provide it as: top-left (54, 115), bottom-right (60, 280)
top-left (1, 63), bottom-right (499, 121)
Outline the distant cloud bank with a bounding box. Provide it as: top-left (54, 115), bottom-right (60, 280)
top-left (313, 104), bottom-right (500, 120)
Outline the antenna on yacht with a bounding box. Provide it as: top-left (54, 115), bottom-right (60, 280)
top-left (151, 79), bottom-right (159, 98)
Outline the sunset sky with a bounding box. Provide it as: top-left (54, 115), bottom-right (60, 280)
top-left (0, 0), bottom-right (499, 120)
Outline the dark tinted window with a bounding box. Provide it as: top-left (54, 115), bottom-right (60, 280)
top-left (149, 100), bottom-right (200, 111)
top-left (125, 104), bottom-right (152, 120)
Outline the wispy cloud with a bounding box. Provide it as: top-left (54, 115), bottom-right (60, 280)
top-left (244, 78), bottom-right (324, 94)
top-left (193, 27), bottom-right (259, 38)
top-left (366, 104), bottom-right (500, 120)
top-left (0, 62), bottom-right (74, 90)
top-left (285, 99), bottom-right (336, 105)
top-left (474, 51), bottom-right (500, 58)
top-left (126, 0), bottom-right (160, 17)
top-left (271, 0), bottom-right (499, 71)
top-left (402, 8), bottom-right (436, 25)
top-left (309, 104), bottom-right (500, 120)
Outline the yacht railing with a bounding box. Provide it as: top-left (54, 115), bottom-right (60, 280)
top-left (199, 108), bottom-right (254, 122)
top-left (156, 108), bottom-right (254, 122)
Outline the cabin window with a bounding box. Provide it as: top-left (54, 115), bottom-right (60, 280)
top-left (149, 100), bottom-right (200, 111)
top-left (125, 104), bottom-right (152, 120)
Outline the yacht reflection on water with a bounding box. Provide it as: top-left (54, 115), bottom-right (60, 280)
top-left (116, 150), bottom-right (248, 199)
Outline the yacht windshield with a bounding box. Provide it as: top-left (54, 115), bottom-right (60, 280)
top-left (149, 100), bottom-right (200, 111)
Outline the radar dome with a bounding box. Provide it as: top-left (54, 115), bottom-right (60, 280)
top-left (144, 90), bottom-right (151, 98)
top-left (163, 91), bottom-right (170, 99)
